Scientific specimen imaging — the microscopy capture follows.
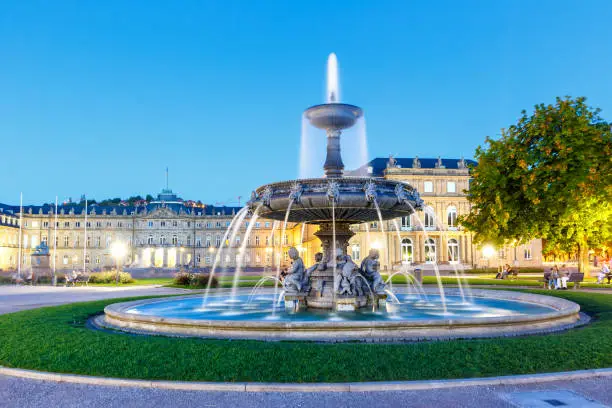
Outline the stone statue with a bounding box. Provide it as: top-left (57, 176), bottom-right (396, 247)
top-left (360, 248), bottom-right (385, 294)
top-left (335, 253), bottom-right (360, 296)
top-left (435, 156), bottom-right (443, 168)
top-left (412, 156), bottom-right (421, 169)
top-left (457, 156), bottom-right (466, 169)
top-left (302, 252), bottom-right (323, 291)
top-left (283, 247), bottom-right (305, 293)
top-left (387, 155), bottom-right (397, 169)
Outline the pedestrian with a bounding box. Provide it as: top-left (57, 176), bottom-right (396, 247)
top-left (552, 265), bottom-right (560, 289)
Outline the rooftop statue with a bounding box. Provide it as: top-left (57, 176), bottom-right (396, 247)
top-left (387, 154), bottom-right (398, 168)
top-left (413, 156), bottom-right (421, 168)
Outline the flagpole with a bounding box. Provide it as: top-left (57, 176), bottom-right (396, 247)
top-left (53, 196), bottom-right (58, 285)
top-left (17, 193), bottom-right (23, 280)
top-left (83, 198), bottom-right (87, 274)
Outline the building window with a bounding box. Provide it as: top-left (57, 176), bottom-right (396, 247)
top-left (283, 235), bottom-right (288, 245)
top-left (424, 181), bottom-right (433, 193)
top-left (400, 216), bottom-right (411, 230)
top-left (215, 221), bottom-right (221, 228)
top-left (370, 222), bottom-right (378, 229)
top-left (351, 244), bottom-right (360, 262)
top-left (75, 222), bottom-right (81, 228)
top-left (448, 238), bottom-right (459, 262)
top-left (64, 221), bottom-right (70, 228)
top-left (172, 235), bottom-right (178, 245)
top-left (424, 238), bottom-right (436, 263)
top-left (215, 235), bottom-right (221, 247)
top-left (236, 236), bottom-right (241, 246)
top-left (187, 235), bottom-right (192, 246)
top-left (106, 222), bottom-right (111, 227)
top-left (63, 255), bottom-right (69, 265)
top-left (160, 236), bottom-right (166, 245)
top-left (256, 254), bottom-right (261, 264)
top-left (95, 256), bottom-right (100, 264)
top-left (205, 235), bottom-right (210, 247)
top-left (524, 247), bottom-right (532, 260)
top-left (265, 236), bottom-right (270, 246)
top-left (117, 221), bottom-right (123, 227)
top-left (401, 238), bottom-right (413, 263)
top-left (265, 222), bottom-right (270, 228)
top-left (86, 221), bottom-right (91, 228)
top-left (447, 206), bottom-right (457, 228)
top-left (85, 255), bottom-right (90, 264)
top-left (196, 236), bottom-right (202, 247)
top-left (147, 221), bottom-right (153, 228)
top-left (172, 221), bottom-right (178, 227)
top-left (96, 236), bottom-right (101, 247)
top-left (255, 222), bottom-right (261, 229)
top-left (447, 182), bottom-right (456, 193)
top-left (63, 236), bottom-right (69, 247)
top-left (255, 236), bottom-right (260, 246)
top-left (424, 207), bottom-right (435, 229)
top-left (43, 221), bottom-right (49, 228)
top-left (196, 254), bottom-right (201, 264)
top-left (41, 236), bottom-right (48, 245)
top-left (160, 221), bottom-right (166, 227)
top-left (96, 221), bottom-right (102, 228)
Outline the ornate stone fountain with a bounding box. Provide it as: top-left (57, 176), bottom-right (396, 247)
top-left (247, 53), bottom-right (423, 311)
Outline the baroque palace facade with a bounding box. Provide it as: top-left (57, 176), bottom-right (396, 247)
top-left (0, 157), bottom-right (542, 275)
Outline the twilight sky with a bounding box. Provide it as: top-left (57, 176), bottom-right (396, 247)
top-left (1, 0), bottom-right (611, 205)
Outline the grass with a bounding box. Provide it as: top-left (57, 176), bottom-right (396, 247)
top-left (0, 290), bottom-right (611, 382)
top-left (89, 278), bottom-right (173, 287)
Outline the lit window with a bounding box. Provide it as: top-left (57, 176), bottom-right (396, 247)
top-left (401, 216), bottom-right (411, 230)
top-left (447, 206), bottom-right (457, 227)
top-left (401, 238), bottom-right (413, 263)
top-left (447, 182), bottom-right (456, 193)
top-left (352, 244), bottom-right (361, 262)
top-left (524, 247), bottom-right (532, 260)
top-left (265, 222), bottom-right (270, 228)
top-left (424, 238), bottom-right (436, 263)
top-left (447, 239), bottom-right (459, 262)
top-left (424, 181), bottom-right (433, 193)
top-left (424, 207), bottom-right (435, 228)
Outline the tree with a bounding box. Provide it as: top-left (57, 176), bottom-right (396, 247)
top-left (461, 97), bottom-right (612, 272)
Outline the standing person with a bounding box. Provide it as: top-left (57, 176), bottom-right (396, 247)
top-left (559, 264), bottom-right (570, 289)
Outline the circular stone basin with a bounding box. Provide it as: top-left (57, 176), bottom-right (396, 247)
top-left (100, 289), bottom-right (581, 342)
top-left (252, 177), bottom-right (422, 224)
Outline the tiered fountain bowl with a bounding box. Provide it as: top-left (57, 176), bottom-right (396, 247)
top-left (98, 53), bottom-right (582, 342)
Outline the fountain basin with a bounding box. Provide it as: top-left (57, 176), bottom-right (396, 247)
top-left (98, 289), bottom-right (582, 342)
top-left (304, 103), bottom-right (363, 130)
top-left (250, 177), bottom-right (422, 224)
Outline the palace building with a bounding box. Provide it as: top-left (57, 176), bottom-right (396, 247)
top-left (0, 157), bottom-right (542, 275)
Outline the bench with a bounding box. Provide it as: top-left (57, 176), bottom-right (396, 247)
top-left (65, 274), bottom-right (90, 287)
top-left (568, 272), bottom-right (584, 289)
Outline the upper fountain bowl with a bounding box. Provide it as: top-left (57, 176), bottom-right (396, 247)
top-left (304, 103), bottom-right (363, 131)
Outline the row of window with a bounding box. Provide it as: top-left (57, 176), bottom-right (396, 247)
top-left (422, 181), bottom-right (457, 194)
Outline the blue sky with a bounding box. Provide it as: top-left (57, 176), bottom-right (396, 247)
top-left (1, 1), bottom-right (611, 205)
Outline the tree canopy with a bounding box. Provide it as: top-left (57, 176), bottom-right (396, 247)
top-left (461, 97), bottom-right (612, 271)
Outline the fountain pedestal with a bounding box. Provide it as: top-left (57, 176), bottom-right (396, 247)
top-left (284, 293), bottom-right (307, 313)
top-left (335, 295), bottom-right (369, 312)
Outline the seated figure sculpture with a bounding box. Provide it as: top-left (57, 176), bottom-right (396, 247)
top-left (283, 246), bottom-right (305, 293)
top-left (360, 248), bottom-right (385, 294)
top-left (335, 253), bottom-right (360, 296)
top-left (302, 252), bottom-right (323, 292)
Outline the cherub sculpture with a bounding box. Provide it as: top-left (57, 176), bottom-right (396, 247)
top-left (360, 248), bottom-right (385, 294)
top-left (282, 247), bottom-right (305, 293)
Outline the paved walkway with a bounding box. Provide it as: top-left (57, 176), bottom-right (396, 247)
top-left (0, 374), bottom-right (610, 407)
top-left (0, 285), bottom-right (611, 407)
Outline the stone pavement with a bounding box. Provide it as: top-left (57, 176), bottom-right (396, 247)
top-left (0, 374), bottom-right (611, 408)
top-left (0, 285), bottom-right (611, 407)
top-left (0, 284), bottom-right (192, 314)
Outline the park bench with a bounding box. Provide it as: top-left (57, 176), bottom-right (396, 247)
top-left (568, 272), bottom-right (584, 289)
top-left (65, 274), bottom-right (90, 287)
top-left (542, 271), bottom-right (552, 288)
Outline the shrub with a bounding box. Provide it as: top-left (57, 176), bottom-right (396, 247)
top-left (173, 272), bottom-right (192, 286)
top-left (89, 271), bottom-right (135, 284)
top-left (190, 273), bottom-right (218, 288)
top-left (172, 272), bottom-right (218, 288)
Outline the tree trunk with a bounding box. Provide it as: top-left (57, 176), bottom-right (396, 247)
top-left (577, 240), bottom-right (590, 275)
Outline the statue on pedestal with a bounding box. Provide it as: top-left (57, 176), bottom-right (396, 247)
top-left (283, 247), bottom-right (305, 293)
top-left (360, 249), bottom-right (385, 294)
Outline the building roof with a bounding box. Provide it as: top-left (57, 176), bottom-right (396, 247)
top-left (348, 157), bottom-right (477, 178)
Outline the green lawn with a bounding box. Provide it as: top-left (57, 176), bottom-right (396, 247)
top-left (90, 278), bottom-right (173, 287)
top-left (0, 290), bottom-right (611, 382)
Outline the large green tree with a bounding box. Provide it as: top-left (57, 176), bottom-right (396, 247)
top-left (461, 97), bottom-right (612, 272)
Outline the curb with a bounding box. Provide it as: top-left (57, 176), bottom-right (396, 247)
top-left (1, 366), bottom-right (611, 392)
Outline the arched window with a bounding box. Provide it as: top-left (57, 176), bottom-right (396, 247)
top-left (401, 216), bottom-right (411, 230)
top-left (447, 206), bottom-right (457, 228)
top-left (401, 238), bottom-right (413, 263)
top-left (447, 238), bottom-right (459, 263)
top-left (424, 206), bottom-right (435, 229)
top-left (215, 235), bottom-right (221, 247)
top-left (424, 238), bottom-right (436, 263)
top-left (351, 244), bottom-right (361, 261)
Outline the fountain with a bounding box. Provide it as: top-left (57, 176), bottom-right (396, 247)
top-left (98, 53), bottom-right (581, 342)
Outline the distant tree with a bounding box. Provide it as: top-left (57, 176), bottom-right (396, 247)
top-left (461, 97), bottom-right (612, 272)
top-left (145, 194), bottom-right (154, 202)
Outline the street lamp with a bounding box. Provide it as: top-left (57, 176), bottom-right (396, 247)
top-left (111, 242), bottom-right (127, 285)
top-left (482, 245), bottom-right (495, 269)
